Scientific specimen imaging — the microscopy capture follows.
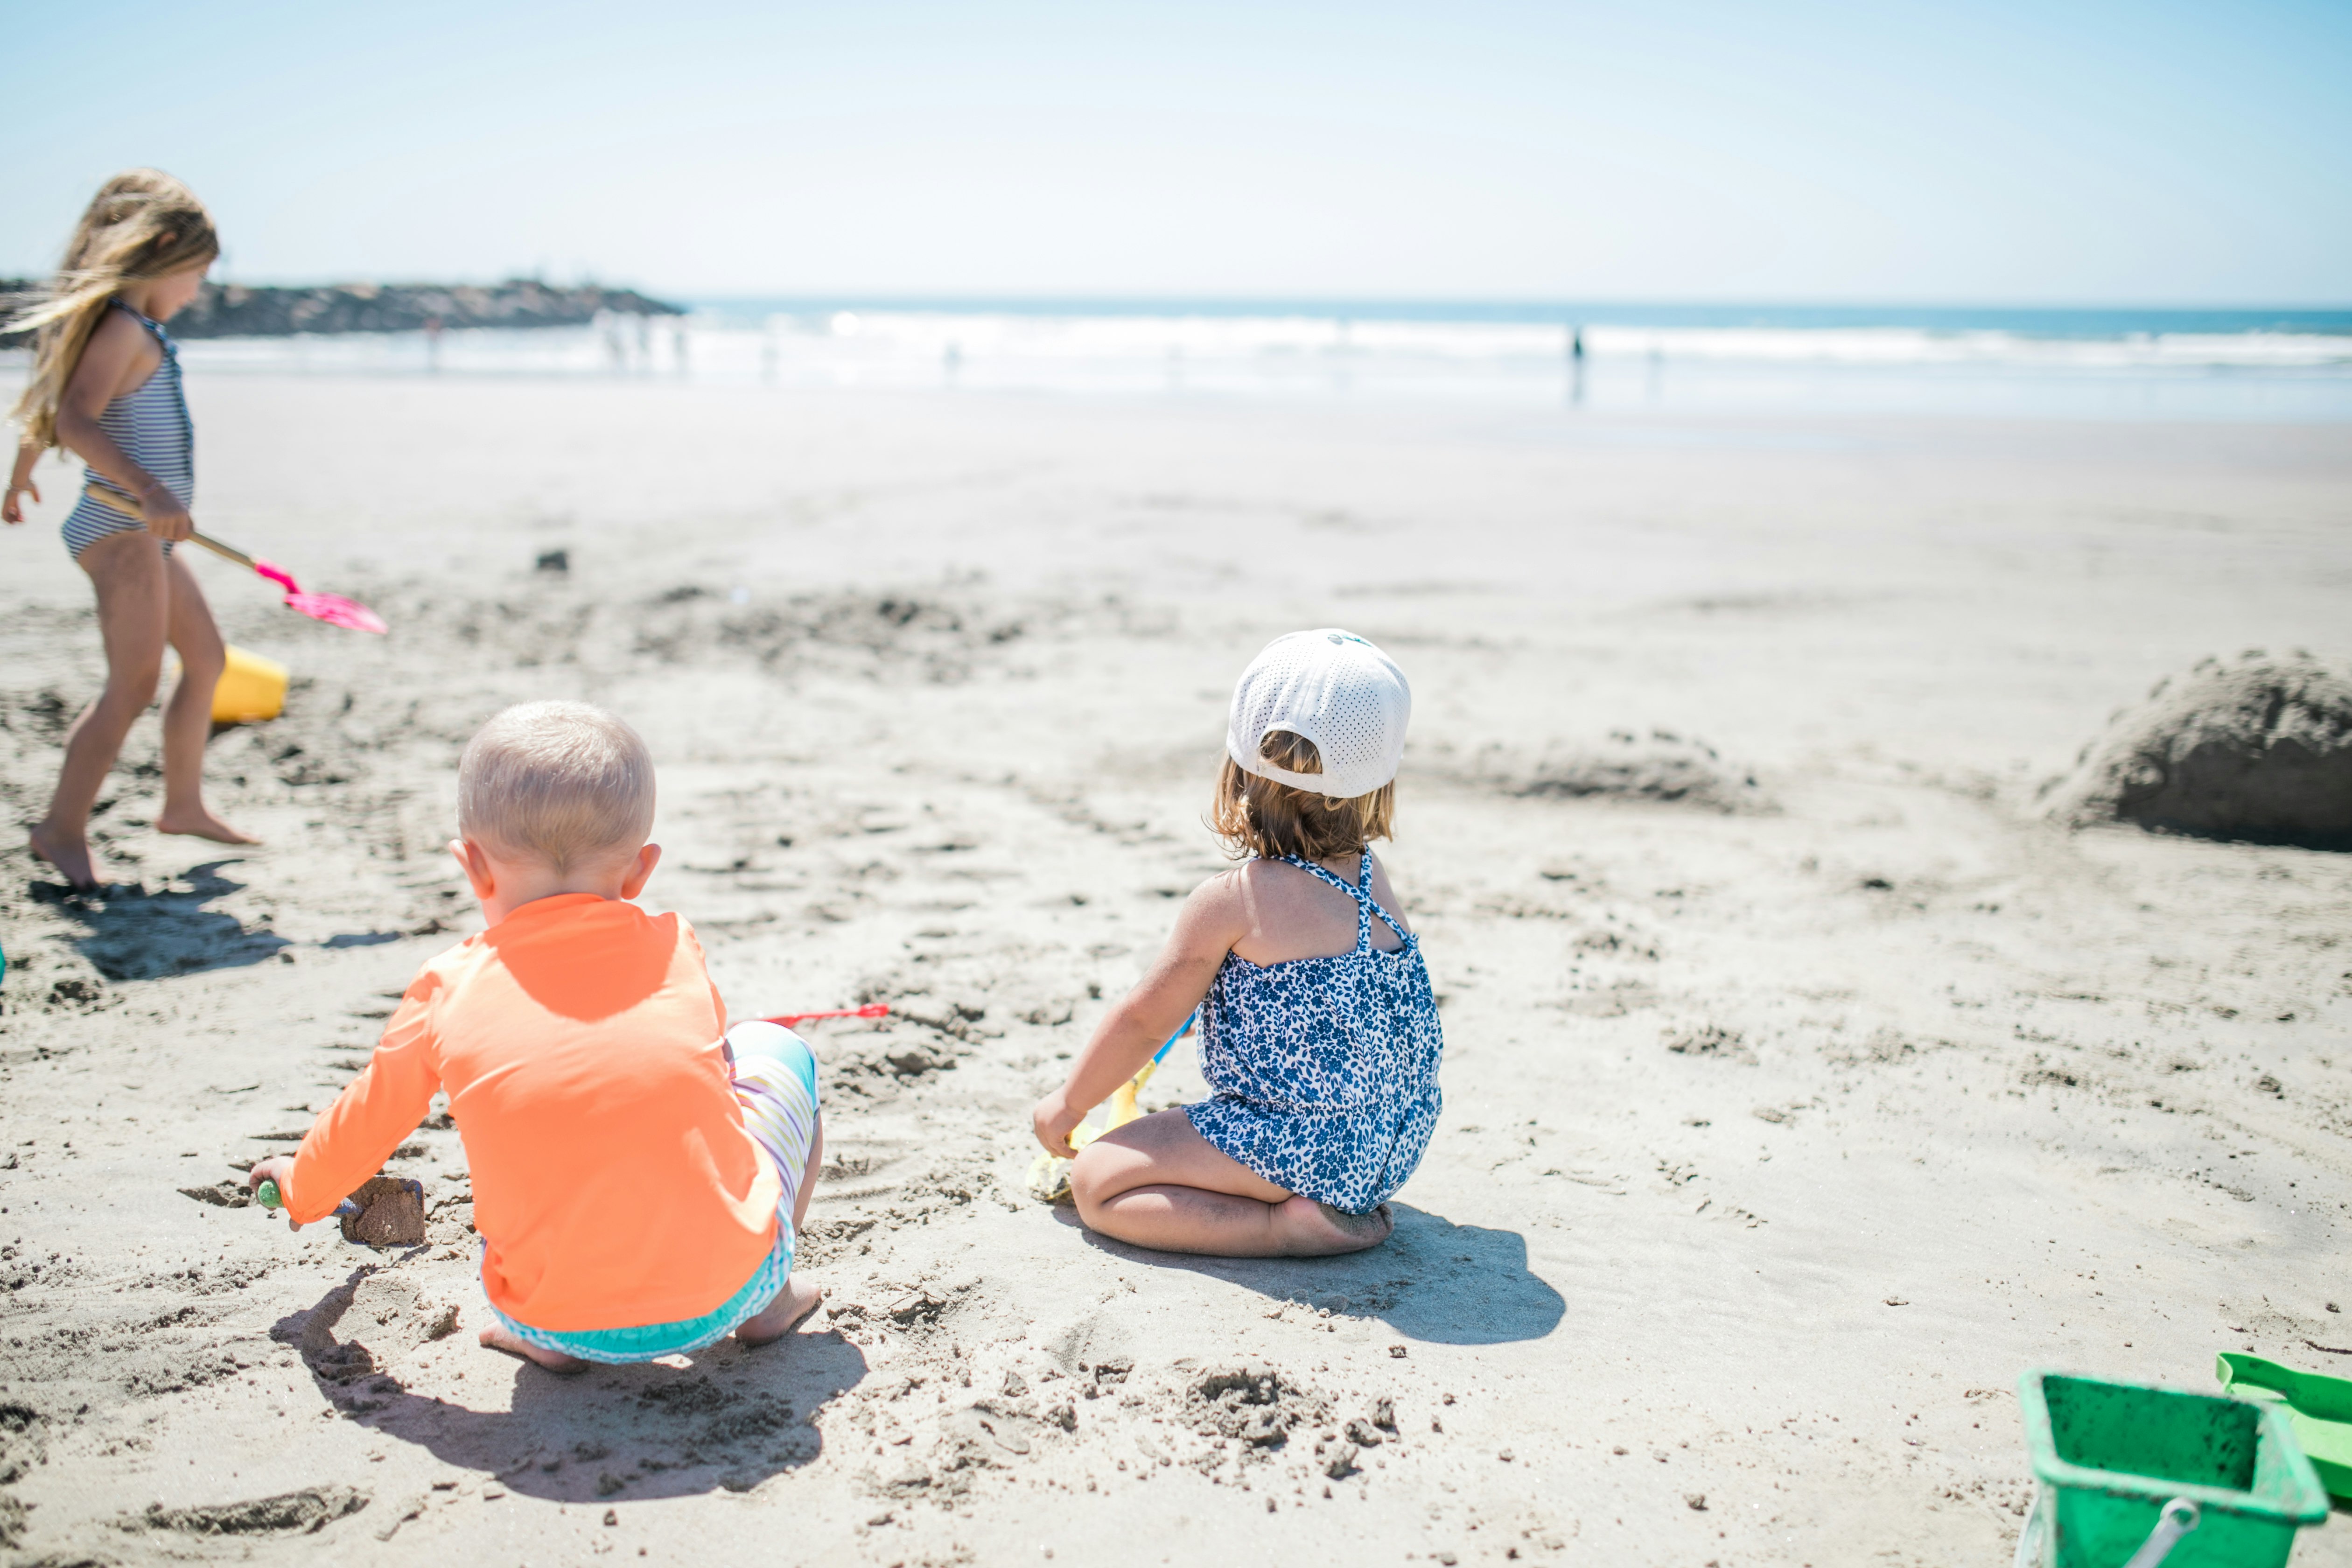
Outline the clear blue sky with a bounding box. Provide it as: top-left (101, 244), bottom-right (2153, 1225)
top-left (6, 0), bottom-right (2346, 302)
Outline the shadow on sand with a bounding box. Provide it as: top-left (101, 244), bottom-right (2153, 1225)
top-left (1061, 1201), bottom-right (1564, 1345)
top-left (273, 1265), bottom-right (868, 1504)
top-left (34, 860), bottom-right (289, 980)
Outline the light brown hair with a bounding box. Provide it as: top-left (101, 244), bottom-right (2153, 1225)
top-left (1210, 729), bottom-right (1396, 862)
top-left (6, 169), bottom-right (219, 452)
top-left (458, 701), bottom-right (655, 873)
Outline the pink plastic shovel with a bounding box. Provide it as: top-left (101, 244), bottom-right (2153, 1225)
top-left (83, 483), bottom-right (387, 633)
top-left (191, 532), bottom-right (389, 634)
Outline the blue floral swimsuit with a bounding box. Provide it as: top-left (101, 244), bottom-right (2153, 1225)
top-left (1185, 852), bottom-right (1444, 1213)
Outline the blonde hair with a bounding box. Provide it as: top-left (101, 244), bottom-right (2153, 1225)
top-left (6, 169), bottom-right (219, 452)
top-left (1209, 730), bottom-right (1396, 862)
top-left (457, 701), bottom-right (655, 873)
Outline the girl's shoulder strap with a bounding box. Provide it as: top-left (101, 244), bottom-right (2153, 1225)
top-left (1274, 852), bottom-right (1411, 951)
top-left (110, 299), bottom-right (173, 348)
top-left (1277, 853), bottom-right (1372, 952)
top-left (1274, 853), bottom-right (1360, 899)
top-left (1350, 848), bottom-right (1411, 946)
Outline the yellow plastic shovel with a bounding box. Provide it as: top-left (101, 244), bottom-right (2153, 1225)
top-left (1027, 1010), bottom-right (1196, 1204)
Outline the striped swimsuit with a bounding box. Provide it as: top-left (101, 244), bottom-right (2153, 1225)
top-left (59, 302), bottom-right (192, 560)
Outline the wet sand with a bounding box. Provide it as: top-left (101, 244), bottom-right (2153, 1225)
top-left (1, 374), bottom-right (2348, 1565)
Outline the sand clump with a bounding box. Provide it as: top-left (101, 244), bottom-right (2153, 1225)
top-left (1432, 731), bottom-right (1766, 813)
top-left (341, 1176), bottom-right (427, 1247)
top-left (2043, 652), bottom-right (2352, 849)
top-left (125, 1484), bottom-right (371, 1538)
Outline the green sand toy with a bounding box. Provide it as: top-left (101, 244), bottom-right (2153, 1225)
top-left (2218, 1353), bottom-right (2352, 1505)
top-left (2016, 1370), bottom-right (2327, 1568)
top-left (253, 1178), bottom-right (361, 1222)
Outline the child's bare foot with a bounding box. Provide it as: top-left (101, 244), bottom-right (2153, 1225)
top-left (1269, 1196), bottom-right (1393, 1256)
top-left (735, 1276), bottom-right (824, 1347)
top-left (154, 806), bottom-right (259, 845)
top-left (476, 1323), bottom-right (589, 1375)
top-left (27, 822), bottom-right (100, 890)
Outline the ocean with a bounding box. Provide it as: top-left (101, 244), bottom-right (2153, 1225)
top-left (60, 298), bottom-right (2352, 421)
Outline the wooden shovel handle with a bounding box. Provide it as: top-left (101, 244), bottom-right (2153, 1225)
top-left (79, 483), bottom-right (252, 569)
top-left (185, 531), bottom-right (254, 570)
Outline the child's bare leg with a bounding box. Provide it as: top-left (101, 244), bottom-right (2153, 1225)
top-left (475, 1324), bottom-right (590, 1374)
top-left (788, 1111), bottom-right (823, 1234)
top-left (30, 532), bottom-right (169, 888)
top-left (738, 1112), bottom-right (825, 1346)
top-left (1069, 1109), bottom-right (1392, 1258)
top-left (153, 550), bottom-right (253, 844)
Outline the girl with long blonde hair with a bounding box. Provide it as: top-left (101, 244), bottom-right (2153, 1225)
top-left (4, 169), bottom-right (252, 889)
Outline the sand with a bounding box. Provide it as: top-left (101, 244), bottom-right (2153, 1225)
top-left (2044, 652), bottom-right (2352, 849)
top-left (0, 374), bottom-right (2348, 1566)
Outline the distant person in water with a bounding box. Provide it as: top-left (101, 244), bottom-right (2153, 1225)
top-left (2, 170), bottom-right (253, 889)
top-left (1032, 630), bottom-right (1444, 1256)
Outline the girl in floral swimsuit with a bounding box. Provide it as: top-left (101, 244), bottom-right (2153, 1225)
top-left (1032, 630), bottom-right (1443, 1257)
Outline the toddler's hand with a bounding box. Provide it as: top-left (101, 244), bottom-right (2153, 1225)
top-left (1031, 1090), bottom-right (1084, 1158)
top-left (245, 1156), bottom-right (305, 1230)
top-left (1, 479), bottom-right (35, 525)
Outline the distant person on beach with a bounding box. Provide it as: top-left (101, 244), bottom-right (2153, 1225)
top-left (2, 170), bottom-right (253, 889)
top-left (1032, 631), bottom-right (1443, 1256)
top-left (245, 702), bottom-right (827, 1370)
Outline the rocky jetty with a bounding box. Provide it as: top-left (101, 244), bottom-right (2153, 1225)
top-left (1, 277), bottom-right (680, 341)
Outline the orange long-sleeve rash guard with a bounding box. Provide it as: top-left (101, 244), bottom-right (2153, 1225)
top-left (287, 894), bottom-right (782, 1332)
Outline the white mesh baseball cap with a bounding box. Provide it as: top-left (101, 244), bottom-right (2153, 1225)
top-left (1227, 629), bottom-right (1412, 799)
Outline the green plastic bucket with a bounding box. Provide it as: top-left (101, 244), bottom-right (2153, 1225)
top-left (2018, 1370), bottom-right (2329, 1568)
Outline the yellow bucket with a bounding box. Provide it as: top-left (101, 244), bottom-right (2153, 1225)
top-left (210, 645), bottom-right (288, 724)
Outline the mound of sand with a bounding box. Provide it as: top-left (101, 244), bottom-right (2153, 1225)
top-left (340, 1176), bottom-right (427, 1248)
top-left (2043, 652), bottom-right (2352, 849)
top-left (1430, 730), bottom-right (1766, 813)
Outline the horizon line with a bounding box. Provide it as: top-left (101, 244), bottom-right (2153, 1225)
top-left (11, 272), bottom-right (2348, 319)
